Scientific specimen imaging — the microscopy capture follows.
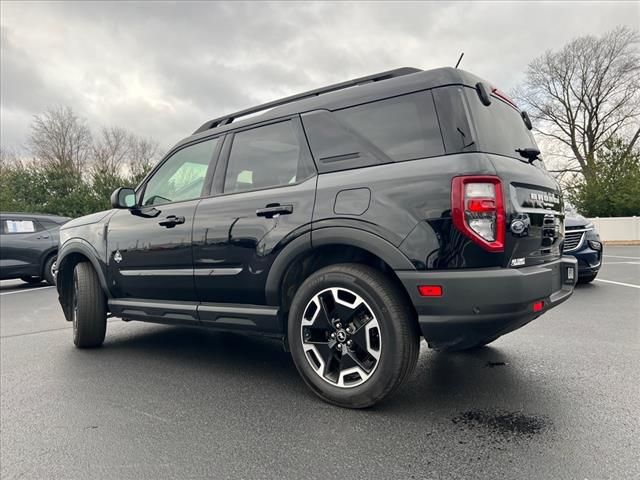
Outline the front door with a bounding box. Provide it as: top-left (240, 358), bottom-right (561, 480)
top-left (106, 136), bottom-right (221, 302)
top-left (192, 118), bottom-right (316, 311)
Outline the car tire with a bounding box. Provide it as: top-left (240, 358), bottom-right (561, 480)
top-left (72, 261), bottom-right (107, 348)
top-left (288, 263), bottom-right (419, 409)
top-left (43, 255), bottom-right (57, 286)
top-left (20, 276), bottom-right (43, 285)
top-left (578, 273), bottom-right (598, 284)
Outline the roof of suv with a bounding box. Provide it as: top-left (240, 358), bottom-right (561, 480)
top-left (181, 67), bottom-right (485, 149)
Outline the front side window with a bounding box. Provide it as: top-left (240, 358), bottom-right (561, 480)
top-left (223, 121), bottom-right (307, 194)
top-left (142, 137), bottom-right (219, 206)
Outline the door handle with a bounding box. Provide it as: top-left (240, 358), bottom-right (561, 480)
top-left (158, 215), bottom-right (186, 228)
top-left (256, 204), bottom-right (293, 218)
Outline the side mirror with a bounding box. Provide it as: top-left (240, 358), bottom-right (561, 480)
top-left (110, 187), bottom-right (137, 209)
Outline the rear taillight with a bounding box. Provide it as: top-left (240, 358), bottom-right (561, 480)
top-left (451, 176), bottom-right (505, 252)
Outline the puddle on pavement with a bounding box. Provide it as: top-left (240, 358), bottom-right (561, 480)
top-left (452, 410), bottom-right (549, 438)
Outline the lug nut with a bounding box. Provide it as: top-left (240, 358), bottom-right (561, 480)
top-left (330, 332), bottom-right (336, 339)
top-left (346, 340), bottom-right (353, 347)
top-left (335, 322), bottom-right (342, 329)
top-left (346, 327), bottom-right (353, 334)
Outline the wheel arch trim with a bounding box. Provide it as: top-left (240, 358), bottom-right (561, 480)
top-left (265, 227), bottom-right (415, 306)
top-left (57, 239), bottom-right (111, 298)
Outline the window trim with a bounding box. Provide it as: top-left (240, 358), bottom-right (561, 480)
top-left (136, 134), bottom-right (224, 207)
top-left (209, 115), bottom-right (317, 198)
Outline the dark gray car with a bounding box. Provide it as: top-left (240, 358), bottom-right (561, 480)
top-left (0, 212), bottom-right (70, 285)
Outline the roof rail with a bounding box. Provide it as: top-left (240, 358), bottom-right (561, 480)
top-left (193, 67), bottom-right (422, 134)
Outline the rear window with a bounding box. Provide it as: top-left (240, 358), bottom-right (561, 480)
top-left (465, 88), bottom-right (538, 160)
top-left (432, 85), bottom-right (538, 161)
top-left (334, 91), bottom-right (444, 162)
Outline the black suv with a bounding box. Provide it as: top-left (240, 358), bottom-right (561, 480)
top-left (56, 67), bottom-right (577, 408)
top-left (1, 212), bottom-right (70, 285)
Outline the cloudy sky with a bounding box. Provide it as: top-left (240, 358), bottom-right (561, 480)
top-left (1, 1), bottom-right (638, 154)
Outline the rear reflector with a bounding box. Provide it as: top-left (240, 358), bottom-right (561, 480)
top-left (532, 301), bottom-right (544, 312)
top-left (418, 285), bottom-right (443, 297)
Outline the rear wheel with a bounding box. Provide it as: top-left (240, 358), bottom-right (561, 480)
top-left (72, 262), bottom-right (107, 348)
top-left (288, 263), bottom-right (419, 408)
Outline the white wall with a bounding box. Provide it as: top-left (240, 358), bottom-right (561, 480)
top-left (588, 217), bottom-right (640, 242)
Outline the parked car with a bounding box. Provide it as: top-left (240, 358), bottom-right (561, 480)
top-left (56, 67), bottom-right (577, 408)
top-left (564, 214), bottom-right (602, 283)
top-left (0, 212), bottom-right (70, 285)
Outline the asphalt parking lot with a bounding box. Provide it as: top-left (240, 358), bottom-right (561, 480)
top-left (1, 246), bottom-right (638, 479)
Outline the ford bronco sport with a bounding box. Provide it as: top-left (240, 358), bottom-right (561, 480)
top-left (56, 67), bottom-right (577, 408)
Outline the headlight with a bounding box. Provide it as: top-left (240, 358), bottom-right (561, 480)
top-left (584, 222), bottom-right (594, 230)
top-left (588, 240), bottom-right (602, 251)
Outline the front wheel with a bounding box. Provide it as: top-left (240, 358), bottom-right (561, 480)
top-left (71, 262), bottom-right (107, 348)
top-left (288, 263), bottom-right (419, 408)
top-left (43, 255), bottom-right (57, 285)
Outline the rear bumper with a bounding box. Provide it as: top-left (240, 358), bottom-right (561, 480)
top-left (396, 256), bottom-right (578, 350)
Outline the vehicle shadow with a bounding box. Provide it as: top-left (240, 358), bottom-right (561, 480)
top-left (86, 323), bottom-right (557, 422)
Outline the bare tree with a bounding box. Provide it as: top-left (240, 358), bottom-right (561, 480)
top-left (127, 135), bottom-right (158, 184)
top-left (515, 26), bottom-right (640, 183)
top-left (28, 106), bottom-right (93, 173)
top-left (92, 126), bottom-right (131, 176)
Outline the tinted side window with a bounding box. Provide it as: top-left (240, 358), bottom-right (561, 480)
top-left (223, 121), bottom-right (308, 194)
top-left (40, 219), bottom-right (60, 230)
top-left (143, 137), bottom-right (219, 206)
top-left (334, 91), bottom-right (444, 162)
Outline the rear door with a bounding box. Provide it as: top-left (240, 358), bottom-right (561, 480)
top-left (192, 117), bottom-right (316, 325)
top-left (106, 136), bottom-right (222, 303)
top-left (0, 217), bottom-right (52, 279)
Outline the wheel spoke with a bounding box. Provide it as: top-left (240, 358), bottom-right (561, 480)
top-left (349, 319), bottom-right (372, 350)
top-left (340, 348), bottom-right (372, 374)
top-left (316, 294), bottom-right (334, 330)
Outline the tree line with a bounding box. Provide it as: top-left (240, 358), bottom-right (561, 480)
top-left (1, 26), bottom-right (639, 218)
top-left (1, 106), bottom-right (158, 217)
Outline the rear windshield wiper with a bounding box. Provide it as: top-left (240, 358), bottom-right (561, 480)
top-left (515, 147), bottom-right (540, 163)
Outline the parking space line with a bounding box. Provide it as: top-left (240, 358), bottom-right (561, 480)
top-left (604, 255), bottom-right (640, 260)
top-left (603, 261), bottom-right (640, 265)
top-left (594, 278), bottom-right (640, 289)
top-left (0, 286), bottom-right (55, 296)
